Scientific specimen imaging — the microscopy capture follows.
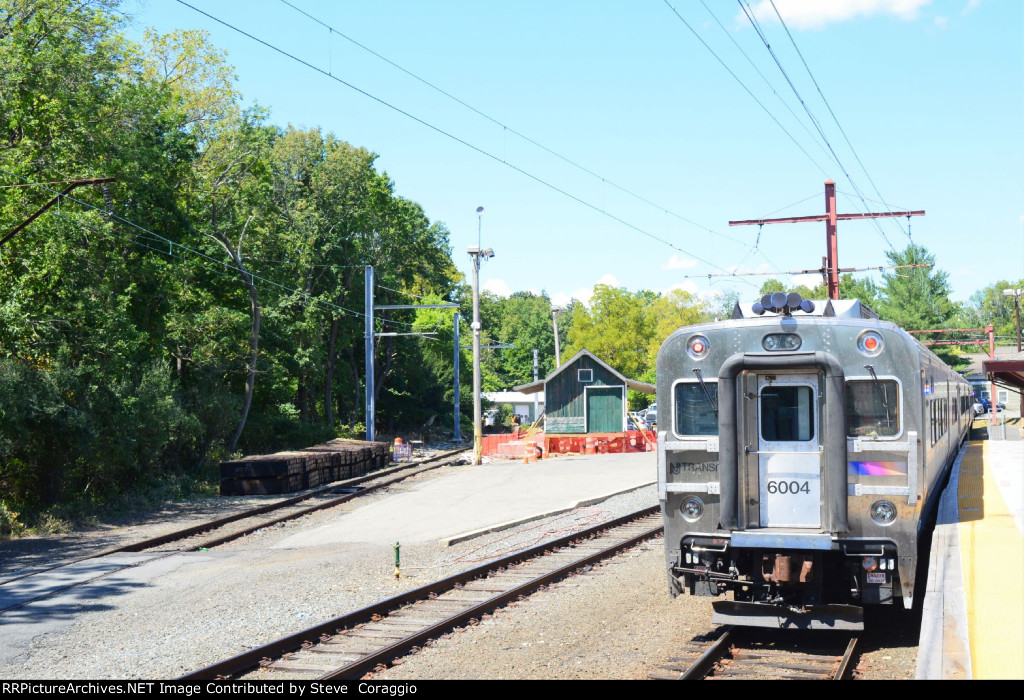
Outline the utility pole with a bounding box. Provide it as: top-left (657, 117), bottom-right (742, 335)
top-left (551, 306), bottom-right (563, 366)
top-left (729, 180), bottom-right (924, 300)
top-left (365, 266), bottom-right (375, 441)
top-left (364, 265), bottom-right (458, 442)
top-left (453, 312), bottom-right (461, 442)
top-left (1004, 288), bottom-right (1022, 352)
top-left (468, 244), bottom-right (494, 465)
top-left (532, 349), bottom-right (539, 422)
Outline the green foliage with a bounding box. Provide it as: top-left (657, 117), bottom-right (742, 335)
top-left (875, 244), bottom-right (956, 330)
top-left (564, 283), bottom-right (709, 388)
top-left (0, 1), bottom-right (465, 521)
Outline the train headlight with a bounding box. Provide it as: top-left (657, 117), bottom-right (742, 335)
top-left (687, 335), bottom-right (710, 360)
top-left (857, 330), bottom-right (884, 357)
top-left (762, 333), bottom-right (801, 351)
top-left (680, 496), bottom-right (705, 522)
top-left (861, 556), bottom-right (878, 571)
top-left (869, 499), bottom-right (898, 526)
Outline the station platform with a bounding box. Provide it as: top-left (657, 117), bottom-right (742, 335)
top-left (917, 437), bottom-right (1024, 680)
top-left (273, 451), bottom-right (657, 549)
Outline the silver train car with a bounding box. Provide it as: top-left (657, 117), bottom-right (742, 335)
top-left (655, 293), bottom-right (971, 630)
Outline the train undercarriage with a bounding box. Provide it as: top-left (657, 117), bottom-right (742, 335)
top-left (671, 535), bottom-right (903, 630)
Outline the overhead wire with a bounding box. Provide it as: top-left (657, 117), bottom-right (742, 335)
top-left (0, 166), bottom-right (426, 328)
top-left (661, 0), bottom-right (831, 179)
top-left (173, 0), bottom-right (759, 288)
top-left (276, 0), bottom-right (751, 250)
top-left (767, 0), bottom-right (911, 243)
top-left (696, 0), bottom-right (832, 165)
top-left (736, 0), bottom-right (896, 251)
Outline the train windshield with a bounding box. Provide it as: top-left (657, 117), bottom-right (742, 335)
top-left (760, 385), bottom-right (815, 441)
top-left (674, 382), bottom-right (718, 436)
top-left (846, 380), bottom-right (900, 437)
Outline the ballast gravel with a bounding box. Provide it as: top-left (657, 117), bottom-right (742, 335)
top-left (0, 455), bottom-right (919, 680)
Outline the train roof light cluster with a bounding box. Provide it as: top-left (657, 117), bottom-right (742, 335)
top-left (752, 291), bottom-right (815, 316)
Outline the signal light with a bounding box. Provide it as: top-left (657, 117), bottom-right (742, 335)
top-left (687, 335), bottom-right (710, 360)
top-left (858, 330), bottom-right (884, 356)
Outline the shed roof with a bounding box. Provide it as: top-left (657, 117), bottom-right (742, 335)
top-left (513, 349), bottom-right (655, 395)
top-left (982, 348), bottom-right (1024, 394)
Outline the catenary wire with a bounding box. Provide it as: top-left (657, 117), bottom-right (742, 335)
top-left (737, 0), bottom-right (896, 251)
top-left (173, 0), bottom-right (758, 287)
top-left (767, 0), bottom-right (911, 242)
top-left (0, 166), bottom-right (423, 327)
top-left (276, 0), bottom-right (751, 249)
top-left (661, 0), bottom-right (831, 179)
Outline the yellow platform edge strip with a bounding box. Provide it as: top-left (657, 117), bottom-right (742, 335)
top-left (957, 441), bottom-right (1024, 680)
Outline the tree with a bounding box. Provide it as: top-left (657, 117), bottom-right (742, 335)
top-left (563, 284), bottom-right (709, 393)
top-left (875, 244), bottom-right (956, 330)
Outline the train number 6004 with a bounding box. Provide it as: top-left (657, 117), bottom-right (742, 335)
top-left (766, 480), bottom-right (811, 494)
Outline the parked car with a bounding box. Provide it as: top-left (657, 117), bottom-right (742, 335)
top-left (973, 398), bottom-right (991, 415)
top-left (643, 407), bottom-right (658, 430)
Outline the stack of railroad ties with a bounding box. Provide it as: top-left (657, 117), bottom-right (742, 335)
top-left (219, 438), bottom-right (390, 496)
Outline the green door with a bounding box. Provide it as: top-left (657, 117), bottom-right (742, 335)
top-left (586, 386), bottom-right (623, 433)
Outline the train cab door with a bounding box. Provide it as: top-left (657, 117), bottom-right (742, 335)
top-left (756, 373), bottom-right (821, 528)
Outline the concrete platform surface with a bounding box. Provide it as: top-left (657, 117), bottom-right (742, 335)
top-left (273, 452), bottom-right (657, 548)
top-left (918, 439), bottom-right (1024, 680)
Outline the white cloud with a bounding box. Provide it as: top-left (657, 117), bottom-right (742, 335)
top-left (934, 15), bottom-right (948, 26)
top-left (661, 254), bottom-right (698, 270)
top-left (962, 0), bottom-right (981, 15)
top-left (482, 278), bottom-right (512, 297)
top-left (665, 280), bottom-right (700, 295)
top-left (550, 274), bottom-right (621, 308)
top-left (791, 273), bottom-right (823, 288)
top-left (740, 0), bottom-right (932, 30)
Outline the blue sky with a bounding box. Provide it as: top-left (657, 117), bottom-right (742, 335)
top-left (125, 0), bottom-right (1023, 307)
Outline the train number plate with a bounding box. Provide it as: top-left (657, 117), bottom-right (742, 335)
top-left (866, 572), bottom-right (886, 584)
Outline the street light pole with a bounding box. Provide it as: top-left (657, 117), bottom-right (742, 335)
top-left (468, 246), bottom-right (493, 465)
top-left (469, 206), bottom-right (491, 465)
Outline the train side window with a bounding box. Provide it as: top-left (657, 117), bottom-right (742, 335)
top-left (846, 380), bottom-right (900, 438)
top-left (673, 381), bottom-right (718, 436)
top-left (761, 385), bottom-right (814, 441)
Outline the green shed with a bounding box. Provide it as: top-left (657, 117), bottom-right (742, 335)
top-left (514, 349), bottom-right (654, 434)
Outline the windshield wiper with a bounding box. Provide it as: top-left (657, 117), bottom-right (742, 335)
top-left (864, 364), bottom-right (892, 429)
top-left (693, 368), bottom-right (718, 418)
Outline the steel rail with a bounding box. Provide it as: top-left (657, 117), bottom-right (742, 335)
top-left (179, 506), bottom-right (661, 680)
top-left (679, 628), bottom-right (734, 680)
top-left (320, 518), bottom-right (663, 680)
top-left (833, 635), bottom-right (859, 680)
top-left (0, 450), bottom-right (465, 588)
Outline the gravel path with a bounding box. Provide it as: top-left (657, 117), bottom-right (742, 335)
top-left (0, 455), bottom-right (920, 680)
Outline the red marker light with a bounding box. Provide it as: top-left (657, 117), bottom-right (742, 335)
top-left (687, 335), bottom-right (710, 359)
top-left (858, 331), bottom-right (883, 356)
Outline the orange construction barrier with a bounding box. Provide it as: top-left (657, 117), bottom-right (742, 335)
top-left (523, 440), bottom-right (536, 464)
top-left (585, 436), bottom-right (596, 455)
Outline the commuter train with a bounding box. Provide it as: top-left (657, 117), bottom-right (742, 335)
top-left (655, 293), bottom-right (971, 630)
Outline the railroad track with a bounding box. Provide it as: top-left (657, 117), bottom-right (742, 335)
top-left (179, 506), bottom-right (664, 681)
top-left (650, 627), bottom-right (859, 680)
top-left (0, 449), bottom-right (467, 613)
